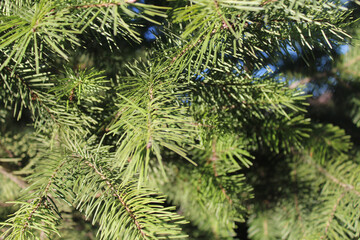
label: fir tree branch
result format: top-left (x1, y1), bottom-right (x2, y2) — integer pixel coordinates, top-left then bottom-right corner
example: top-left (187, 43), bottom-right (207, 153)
top-left (213, 0), bottom-right (232, 30)
top-left (4, 66), bottom-right (39, 101)
top-left (261, 0), bottom-right (277, 6)
top-left (82, 159), bottom-right (146, 237)
top-left (209, 138), bottom-right (233, 205)
top-left (146, 84), bottom-right (153, 150)
top-left (2, 66), bottom-right (57, 122)
top-left (22, 160), bottom-right (66, 232)
top-left (170, 37), bottom-right (205, 64)
top-left (71, 0), bottom-right (137, 9)
top-left (320, 192), bottom-right (346, 239)
top-left (314, 162), bottom-right (360, 197)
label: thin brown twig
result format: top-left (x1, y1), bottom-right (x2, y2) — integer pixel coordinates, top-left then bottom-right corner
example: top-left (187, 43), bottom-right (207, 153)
top-left (3, 66), bottom-right (57, 122)
top-left (0, 166), bottom-right (28, 189)
top-left (209, 138), bottom-right (233, 204)
top-left (320, 192), bottom-right (346, 239)
top-left (22, 161), bottom-right (66, 232)
top-left (260, 0), bottom-right (278, 6)
top-left (72, 0), bottom-right (137, 9)
top-left (0, 202), bottom-right (14, 207)
top-left (315, 163), bottom-right (360, 197)
top-left (83, 160), bottom-right (146, 237)
top-left (0, 139), bottom-right (15, 158)
top-left (146, 84), bottom-right (153, 149)
top-left (170, 38), bottom-right (204, 64)
top-left (213, 0), bottom-right (232, 30)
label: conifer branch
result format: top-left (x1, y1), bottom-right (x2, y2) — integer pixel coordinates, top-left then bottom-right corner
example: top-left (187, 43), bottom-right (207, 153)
top-left (213, 0), bottom-right (231, 30)
top-left (4, 66), bottom-right (39, 101)
top-left (315, 163), bottom-right (360, 197)
top-left (209, 139), bottom-right (233, 205)
top-left (2, 66), bottom-right (57, 122)
top-left (170, 38), bottom-right (204, 64)
top-left (260, 0), bottom-right (277, 6)
top-left (146, 84), bottom-right (154, 150)
top-left (82, 159), bottom-right (146, 237)
top-left (71, 0), bottom-right (137, 9)
top-left (22, 160), bottom-right (66, 232)
top-left (0, 0), bottom-right (356, 238)
top-left (321, 192), bottom-right (346, 239)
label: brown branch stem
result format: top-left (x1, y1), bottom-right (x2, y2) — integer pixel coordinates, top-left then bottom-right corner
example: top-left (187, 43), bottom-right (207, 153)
top-left (3, 66), bottom-right (57, 122)
top-left (0, 201), bottom-right (14, 207)
top-left (146, 84), bottom-right (153, 149)
top-left (208, 138), bottom-right (233, 204)
top-left (72, 0), bottom-right (137, 9)
top-left (22, 161), bottom-right (66, 232)
top-left (0, 139), bottom-right (15, 158)
top-left (83, 160), bottom-right (146, 237)
top-left (0, 166), bottom-right (28, 189)
top-left (261, 0), bottom-right (278, 6)
top-left (315, 163), bottom-right (360, 197)
top-left (321, 192), bottom-right (346, 239)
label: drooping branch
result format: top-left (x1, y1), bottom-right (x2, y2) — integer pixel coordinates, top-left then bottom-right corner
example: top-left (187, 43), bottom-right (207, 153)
top-left (314, 162), bottom-right (360, 197)
top-left (2, 66), bottom-right (57, 122)
top-left (22, 160), bottom-right (66, 232)
top-left (71, 0), bottom-right (137, 9)
top-left (82, 160), bottom-right (146, 237)
top-left (208, 138), bottom-right (233, 204)
top-left (213, 0), bottom-right (232, 30)
top-left (320, 192), bottom-right (346, 239)
top-left (261, 0), bottom-right (278, 6)
top-left (146, 84), bottom-right (154, 150)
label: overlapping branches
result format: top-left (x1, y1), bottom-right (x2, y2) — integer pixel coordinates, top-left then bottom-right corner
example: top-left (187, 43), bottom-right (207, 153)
top-left (108, 60), bottom-right (197, 185)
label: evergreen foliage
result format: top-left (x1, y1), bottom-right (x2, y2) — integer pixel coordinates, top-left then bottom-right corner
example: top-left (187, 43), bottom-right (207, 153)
top-left (0, 0), bottom-right (359, 239)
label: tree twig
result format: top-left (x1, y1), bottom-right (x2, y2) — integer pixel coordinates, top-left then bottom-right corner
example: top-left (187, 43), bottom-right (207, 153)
top-left (320, 192), bottom-right (346, 239)
top-left (0, 166), bottom-right (28, 189)
top-left (208, 138), bottom-right (233, 204)
top-left (313, 161), bottom-right (360, 197)
top-left (22, 160), bottom-right (66, 232)
top-left (0, 140), bottom-right (15, 158)
top-left (3, 66), bottom-right (57, 122)
top-left (83, 160), bottom-right (146, 237)
top-left (72, 0), bottom-right (137, 9)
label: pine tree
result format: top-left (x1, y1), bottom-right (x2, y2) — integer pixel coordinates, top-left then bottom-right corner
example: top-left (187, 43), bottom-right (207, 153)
top-left (0, 0), bottom-right (359, 239)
